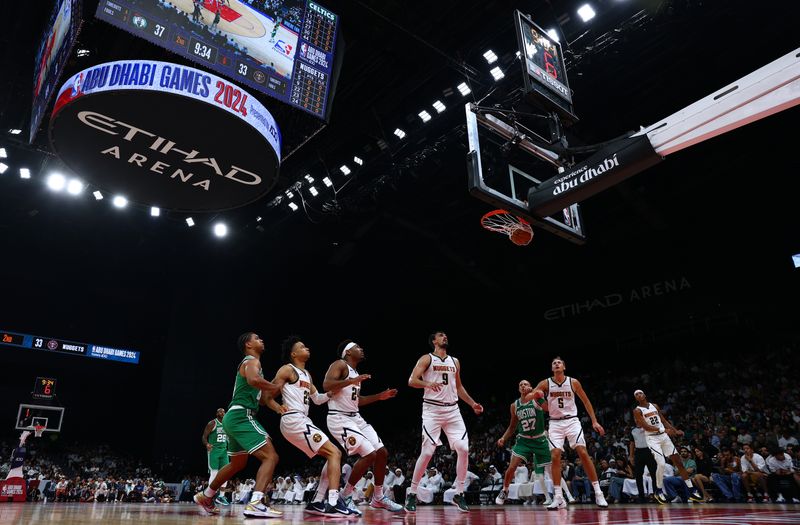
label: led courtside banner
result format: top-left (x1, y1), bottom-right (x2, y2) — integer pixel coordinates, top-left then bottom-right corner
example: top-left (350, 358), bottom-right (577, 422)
top-left (49, 60), bottom-right (281, 211)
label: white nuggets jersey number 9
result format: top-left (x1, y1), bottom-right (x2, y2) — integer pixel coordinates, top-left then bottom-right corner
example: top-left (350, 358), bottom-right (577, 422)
top-left (422, 354), bottom-right (458, 405)
top-left (328, 363), bottom-right (360, 413)
top-left (636, 403), bottom-right (665, 433)
top-left (283, 364), bottom-right (312, 415)
top-left (547, 376), bottom-right (577, 418)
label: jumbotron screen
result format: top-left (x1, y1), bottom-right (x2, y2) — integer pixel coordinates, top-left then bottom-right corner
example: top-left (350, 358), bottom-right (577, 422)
top-left (31, 0), bottom-right (82, 143)
top-left (515, 10), bottom-right (576, 121)
top-left (95, 0), bottom-right (340, 120)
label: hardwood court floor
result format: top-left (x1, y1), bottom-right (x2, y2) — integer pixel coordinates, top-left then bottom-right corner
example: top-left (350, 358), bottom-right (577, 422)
top-left (1, 501), bottom-right (798, 524)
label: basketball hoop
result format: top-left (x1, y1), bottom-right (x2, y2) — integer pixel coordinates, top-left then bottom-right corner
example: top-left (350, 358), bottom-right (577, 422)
top-left (480, 209), bottom-right (534, 246)
top-left (34, 425), bottom-right (45, 438)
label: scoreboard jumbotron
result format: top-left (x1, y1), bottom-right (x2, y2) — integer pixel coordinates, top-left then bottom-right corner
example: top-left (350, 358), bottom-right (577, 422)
top-left (95, 0), bottom-right (341, 120)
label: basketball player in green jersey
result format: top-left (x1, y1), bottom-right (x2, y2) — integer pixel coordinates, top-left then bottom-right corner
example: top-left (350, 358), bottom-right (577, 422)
top-left (201, 408), bottom-right (230, 506)
top-left (194, 332), bottom-right (283, 518)
top-left (495, 380), bottom-right (552, 505)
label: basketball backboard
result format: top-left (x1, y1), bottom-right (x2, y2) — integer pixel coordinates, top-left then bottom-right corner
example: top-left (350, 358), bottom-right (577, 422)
top-left (465, 103), bottom-right (586, 244)
top-left (15, 404), bottom-right (64, 433)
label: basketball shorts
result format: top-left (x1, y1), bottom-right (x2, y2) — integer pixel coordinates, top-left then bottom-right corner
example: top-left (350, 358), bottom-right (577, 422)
top-left (421, 404), bottom-right (468, 446)
top-left (327, 413), bottom-right (382, 457)
top-left (512, 435), bottom-right (551, 468)
top-left (645, 432), bottom-right (677, 458)
top-left (547, 417), bottom-right (585, 450)
top-left (280, 413), bottom-right (329, 458)
top-left (223, 408), bottom-right (271, 456)
top-left (208, 449), bottom-right (230, 471)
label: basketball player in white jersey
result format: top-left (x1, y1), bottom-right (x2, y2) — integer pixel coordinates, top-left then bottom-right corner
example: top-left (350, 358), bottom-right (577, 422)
top-left (264, 336), bottom-right (355, 517)
top-left (527, 356), bottom-right (608, 509)
top-left (308, 339), bottom-right (403, 513)
top-left (404, 331), bottom-right (483, 513)
top-left (632, 389), bottom-right (704, 503)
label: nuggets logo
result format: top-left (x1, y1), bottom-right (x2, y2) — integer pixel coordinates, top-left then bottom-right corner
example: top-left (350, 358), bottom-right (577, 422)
top-left (348, 436), bottom-right (357, 446)
top-left (312, 433), bottom-right (322, 443)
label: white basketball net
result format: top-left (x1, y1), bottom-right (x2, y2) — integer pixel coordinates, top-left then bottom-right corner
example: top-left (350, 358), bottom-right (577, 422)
top-left (481, 210), bottom-right (533, 245)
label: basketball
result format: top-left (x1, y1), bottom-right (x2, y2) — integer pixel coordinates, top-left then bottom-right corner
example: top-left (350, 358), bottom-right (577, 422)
top-left (510, 227), bottom-right (533, 246)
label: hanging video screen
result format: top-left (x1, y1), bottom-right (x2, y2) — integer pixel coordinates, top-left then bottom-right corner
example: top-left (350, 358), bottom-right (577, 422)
top-left (95, 0), bottom-right (339, 120)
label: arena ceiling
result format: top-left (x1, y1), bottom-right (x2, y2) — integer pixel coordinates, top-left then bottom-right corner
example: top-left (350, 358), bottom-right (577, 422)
top-left (0, 0), bottom-right (798, 291)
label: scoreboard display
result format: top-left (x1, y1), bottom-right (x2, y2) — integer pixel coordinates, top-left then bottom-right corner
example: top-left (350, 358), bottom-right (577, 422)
top-left (514, 10), bottom-right (577, 123)
top-left (33, 377), bottom-right (57, 400)
top-left (0, 329), bottom-right (140, 364)
top-left (95, 0), bottom-right (340, 120)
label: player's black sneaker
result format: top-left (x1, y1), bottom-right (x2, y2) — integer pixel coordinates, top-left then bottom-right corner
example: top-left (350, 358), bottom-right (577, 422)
top-left (451, 493), bottom-right (469, 513)
top-left (688, 487), bottom-right (704, 503)
top-left (404, 493), bottom-right (417, 513)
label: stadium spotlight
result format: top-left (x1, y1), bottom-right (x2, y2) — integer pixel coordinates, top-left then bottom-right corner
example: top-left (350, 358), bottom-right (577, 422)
top-left (309, 186), bottom-right (319, 197)
top-left (67, 178), bottom-right (84, 195)
top-left (353, 156), bottom-right (363, 165)
top-left (8, 129), bottom-right (21, 135)
top-left (304, 174), bottom-right (314, 183)
top-left (0, 163), bottom-right (8, 174)
top-left (286, 190), bottom-right (294, 199)
top-left (0, 147), bottom-right (6, 158)
top-left (93, 190), bottom-right (103, 200)
top-left (19, 168), bottom-right (31, 179)
top-left (340, 165), bottom-right (350, 175)
top-left (150, 206), bottom-right (160, 217)
top-left (418, 110), bottom-right (432, 123)
top-left (185, 217), bottom-right (195, 227)
top-left (394, 128), bottom-right (406, 139)
top-left (457, 82), bottom-right (471, 96)
top-left (577, 4), bottom-right (596, 22)
top-left (47, 173), bottom-right (66, 191)
top-left (288, 202), bottom-right (299, 211)
top-left (490, 66), bottom-right (505, 81)
top-left (112, 195), bottom-right (128, 208)
top-left (432, 100), bottom-right (446, 113)
top-left (547, 28), bottom-right (560, 42)
top-left (213, 222), bottom-right (228, 238)
top-left (483, 50), bottom-right (498, 64)
top-left (323, 176), bottom-right (333, 187)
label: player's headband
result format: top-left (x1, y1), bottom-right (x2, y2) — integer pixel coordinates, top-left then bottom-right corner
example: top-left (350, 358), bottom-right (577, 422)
top-left (342, 342), bottom-right (357, 358)
top-left (633, 389), bottom-right (644, 396)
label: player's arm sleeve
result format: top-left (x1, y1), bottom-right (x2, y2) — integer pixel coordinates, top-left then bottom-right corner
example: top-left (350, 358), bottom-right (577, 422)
top-left (310, 392), bottom-right (331, 405)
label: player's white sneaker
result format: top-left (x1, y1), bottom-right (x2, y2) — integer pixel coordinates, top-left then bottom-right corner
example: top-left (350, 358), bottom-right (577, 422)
top-left (370, 495), bottom-right (403, 512)
top-left (542, 496), bottom-right (553, 506)
top-left (495, 490), bottom-right (508, 505)
top-left (547, 496), bottom-right (567, 510)
top-left (595, 491), bottom-right (609, 508)
top-left (243, 501), bottom-right (283, 518)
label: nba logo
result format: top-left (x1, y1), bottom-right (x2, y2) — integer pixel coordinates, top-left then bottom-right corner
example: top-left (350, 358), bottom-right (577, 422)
top-left (300, 43), bottom-right (308, 59)
top-left (71, 72), bottom-right (84, 97)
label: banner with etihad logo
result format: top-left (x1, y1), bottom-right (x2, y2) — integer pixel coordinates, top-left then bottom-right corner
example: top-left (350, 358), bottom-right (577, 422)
top-left (49, 60), bottom-right (281, 211)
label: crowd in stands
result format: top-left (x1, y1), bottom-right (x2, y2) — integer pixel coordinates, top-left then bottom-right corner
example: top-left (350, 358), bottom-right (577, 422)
top-left (0, 439), bottom-right (184, 503)
top-left (4, 343), bottom-right (799, 506)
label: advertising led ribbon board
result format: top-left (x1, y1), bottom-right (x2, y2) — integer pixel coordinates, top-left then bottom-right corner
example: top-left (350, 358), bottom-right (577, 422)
top-left (49, 59), bottom-right (281, 211)
top-left (1, 329), bottom-right (140, 364)
top-left (95, 0), bottom-right (339, 120)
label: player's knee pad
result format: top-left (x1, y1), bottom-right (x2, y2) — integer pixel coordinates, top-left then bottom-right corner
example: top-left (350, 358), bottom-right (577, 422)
top-left (419, 440), bottom-right (437, 459)
top-left (452, 438), bottom-right (469, 456)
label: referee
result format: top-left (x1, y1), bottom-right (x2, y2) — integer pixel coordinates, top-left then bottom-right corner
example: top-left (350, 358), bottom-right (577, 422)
top-left (629, 426), bottom-right (658, 503)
